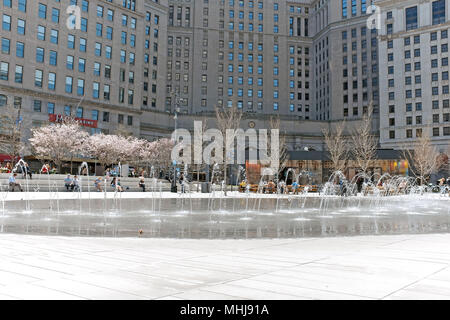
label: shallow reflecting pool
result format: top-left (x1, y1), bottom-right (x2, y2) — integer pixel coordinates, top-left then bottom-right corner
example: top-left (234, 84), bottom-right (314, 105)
top-left (0, 196), bottom-right (449, 239)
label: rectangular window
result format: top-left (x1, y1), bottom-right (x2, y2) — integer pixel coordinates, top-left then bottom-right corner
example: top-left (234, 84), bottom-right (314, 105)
top-left (77, 79), bottom-right (84, 96)
top-left (94, 62), bottom-right (100, 76)
top-left (50, 29), bottom-right (58, 44)
top-left (102, 46), bottom-right (110, 59)
top-left (64, 105), bottom-right (71, 116)
top-left (38, 3), bottom-right (47, 19)
top-left (66, 55), bottom-right (73, 70)
top-left (76, 106), bottom-right (83, 118)
top-left (47, 102), bottom-right (55, 114)
top-left (17, 19), bottom-right (25, 35)
top-left (433, 0), bottom-right (446, 25)
top-left (104, 65), bottom-right (111, 78)
top-left (82, 0), bottom-right (89, 12)
top-left (16, 42), bottom-right (24, 58)
top-left (96, 5), bottom-right (104, 17)
top-left (18, 0), bottom-right (26, 12)
top-left (93, 82), bottom-right (99, 98)
top-left (36, 47), bottom-right (44, 63)
top-left (106, 27), bottom-right (113, 40)
top-left (78, 58), bottom-right (85, 72)
top-left (95, 42), bottom-right (101, 56)
top-left (81, 18), bottom-right (87, 32)
top-left (68, 34), bottom-right (75, 49)
top-left (104, 84), bottom-right (110, 100)
top-left (14, 65), bottom-right (22, 83)
top-left (1, 38), bottom-right (10, 54)
top-left (34, 69), bottom-right (43, 87)
top-left (65, 76), bottom-right (73, 93)
top-left (49, 50), bottom-right (57, 66)
top-left (48, 72), bottom-right (56, 90)
top-left (2, 14), bottom-right (11, 31)
top-left (33, 100), bottom-right (42, 112)
top-left (96, 23), bottom-right (102, 37)
top-left (52, 8), bottom-right (60, 23)
top-left (92, 110), bottom-right (99, 120)
top-left (37, 25), bottom-right (45, 40)
top-left (406, 6), bottom-right (418, 30)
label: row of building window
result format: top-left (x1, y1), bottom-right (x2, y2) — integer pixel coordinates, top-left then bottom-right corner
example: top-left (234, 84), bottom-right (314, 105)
top-left (389, 127), bottom-right (450, 139)
top-left (386, 0), bottom-right (446, 34)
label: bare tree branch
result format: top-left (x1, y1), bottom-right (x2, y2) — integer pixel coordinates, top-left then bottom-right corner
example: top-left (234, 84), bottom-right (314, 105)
top-left (402, 126), bottom-right (440, 185)
top-left (322, 120), bottom-right (349, 173)
top-left (351, 102), bottom-right (377, 175)
top-left (269, 116), bottom-right (289, 182)
top-left (215, 105), bottom-right (242, 195)
top-left (0, 100), bottom-right (30, 166)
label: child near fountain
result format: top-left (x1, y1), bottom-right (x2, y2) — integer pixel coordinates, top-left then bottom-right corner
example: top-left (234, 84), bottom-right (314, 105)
top-left (8, 173), bottom-right (23, 192)
top-left (292, 181), bottom-right (299, 195)
top-left (94, 177), bottom-right (103, 192)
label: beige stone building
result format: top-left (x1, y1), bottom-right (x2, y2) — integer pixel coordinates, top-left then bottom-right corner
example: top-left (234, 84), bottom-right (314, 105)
top-left (0, 0), bottom-right (167, 139)
top-left (377, 0), bottom-right (450, 152)
top-left (0, 0), bottom-right (384, 152)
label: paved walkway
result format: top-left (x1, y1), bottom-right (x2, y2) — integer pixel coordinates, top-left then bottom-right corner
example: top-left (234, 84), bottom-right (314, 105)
top-left (1, 233), bottom-right (450, 300)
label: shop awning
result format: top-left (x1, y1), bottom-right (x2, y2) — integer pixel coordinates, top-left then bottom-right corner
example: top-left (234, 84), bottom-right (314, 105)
top-left (0, 154), bottom-right (14, 162)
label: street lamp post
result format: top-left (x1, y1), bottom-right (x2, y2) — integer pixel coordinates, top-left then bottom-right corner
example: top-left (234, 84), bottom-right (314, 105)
top-left (170, 91), bottom-right (181, 193)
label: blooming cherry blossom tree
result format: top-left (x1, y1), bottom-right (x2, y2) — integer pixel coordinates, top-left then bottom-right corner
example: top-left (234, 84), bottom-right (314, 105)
top-left (29, 121), bottom-right (89, 172)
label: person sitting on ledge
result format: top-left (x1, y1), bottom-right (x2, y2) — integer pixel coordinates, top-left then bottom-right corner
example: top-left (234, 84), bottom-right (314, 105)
top-left (9, 173), bottom-right (23, 192)
top-left (138, 175), bottom-right (146, 192)
top-left (116, 178), bottom-right (125, 192)
top-left (291, 180), bottom-right (299, 195)
top-left (111, 177), bottom-right (124, 192)
top-left (72, 175), bottom-right (80, 192)
top-left (64, 174), bottom-right (73, 191)
top-left (94, 177), bottom-right (103, 192)
top-left (239, 180), bottom-right (247, 192)
top-left (267, 180), bottom-right (276, 194)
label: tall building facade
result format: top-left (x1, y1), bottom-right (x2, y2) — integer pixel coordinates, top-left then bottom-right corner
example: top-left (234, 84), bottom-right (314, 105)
top-left (164, 0), bottom-right (314, 118)
top-left (0, 0), bottom-right (377, 129)
top-left (163, 0), bottom-right (379, 122)
top-left (0, 0), bottom-right (167, 137)
top-left (4, 0), bottom-right (448, 154)
top-left (377, 0), bottom-right (450, 152)
top-left (312, 0), bottom-right (379, 121)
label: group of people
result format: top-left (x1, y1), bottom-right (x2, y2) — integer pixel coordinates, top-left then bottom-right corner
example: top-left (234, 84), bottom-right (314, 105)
top-left (2, 161), bottom-right (33, 180)
top-left (239, 180), bottom-right (289, 194)
top-left (437, 177), bottom-right (450, 194)
top-left (64, 174), bottom-right (146, 193)
top-left (0, 162), bottom-right (12, 173)
top-left (64, 174), bottom-right (80, 192)
top-left (239, 179), bottom-right (311, 194)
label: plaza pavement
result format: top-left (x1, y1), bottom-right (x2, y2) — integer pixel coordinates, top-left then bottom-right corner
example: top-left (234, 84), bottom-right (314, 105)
top-left (1, 233), bottom-right (450, 300)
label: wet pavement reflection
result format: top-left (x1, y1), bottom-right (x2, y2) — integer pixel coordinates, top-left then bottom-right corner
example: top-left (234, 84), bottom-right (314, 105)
top-left (0, 196), bottom-right (449, 239)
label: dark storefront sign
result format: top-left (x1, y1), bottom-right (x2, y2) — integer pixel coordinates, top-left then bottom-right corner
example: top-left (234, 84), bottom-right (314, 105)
top-left (49, 114), bottom-right (98, 128)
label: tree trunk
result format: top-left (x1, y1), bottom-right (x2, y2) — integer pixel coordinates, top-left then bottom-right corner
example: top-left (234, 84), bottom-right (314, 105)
top-left (223, 164), bottom-right (227, 196)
